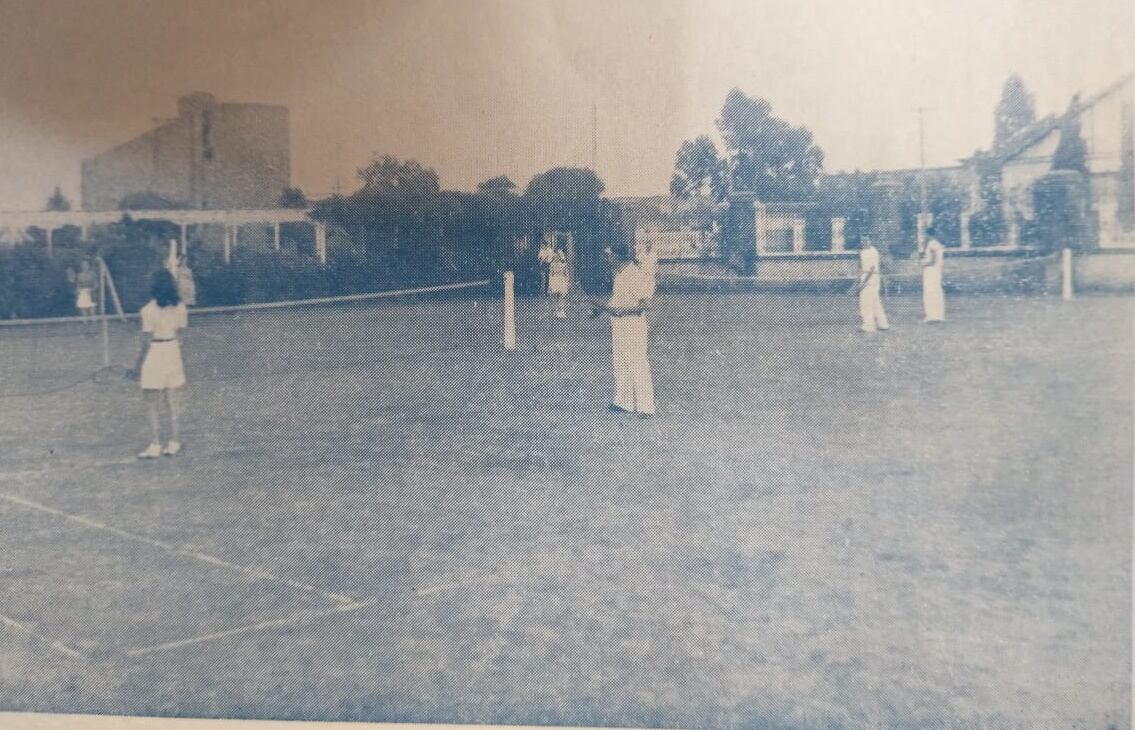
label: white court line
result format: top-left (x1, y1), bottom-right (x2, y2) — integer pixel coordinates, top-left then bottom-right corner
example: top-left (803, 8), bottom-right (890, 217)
top-left (0, 491), bottom-right (356, 605)
top-left (126, 599), bottom-right (377, 657)
top-left (414, 573), bottom-right (514, 598)
top-left (0, 612), bottom-right (84, 659)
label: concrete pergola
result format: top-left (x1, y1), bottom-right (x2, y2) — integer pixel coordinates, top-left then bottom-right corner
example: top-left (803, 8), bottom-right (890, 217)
top-left (0, 208), bottom-right (328, 264)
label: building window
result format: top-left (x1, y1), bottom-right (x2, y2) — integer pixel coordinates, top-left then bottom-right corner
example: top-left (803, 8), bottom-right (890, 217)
top-left (202, 110), bottom-right (214, 160)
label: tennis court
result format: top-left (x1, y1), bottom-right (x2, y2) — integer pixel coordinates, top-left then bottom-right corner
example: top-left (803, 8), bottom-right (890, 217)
top-left (0, 289), bottom-right (1130, 727)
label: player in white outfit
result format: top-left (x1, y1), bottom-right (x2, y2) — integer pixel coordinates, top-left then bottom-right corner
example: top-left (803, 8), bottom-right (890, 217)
top-left (127, 269), bottom-right (189, 459)
top-left (537, 239), bottom-right (555, 294)
top-left (593, 244), bottom-right (655, 417)
top-left (857, 235), bottom-right (890, 333)
top-left (921, 227), bottom-right (945, 323)
top-left (547, 249), bottom-right (569, 318)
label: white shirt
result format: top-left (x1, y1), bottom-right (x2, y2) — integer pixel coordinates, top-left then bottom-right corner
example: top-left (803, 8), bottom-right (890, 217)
top-left (859, 246), bottom-right (880, 287)
top-left (639, 250), bottom-right (658, 299)
top-left (141, 301), bottom-right (188, 340)
top-left (923, 238), bottom-right (944, 275)
top-left (609, 263), bottom-right (648, 310)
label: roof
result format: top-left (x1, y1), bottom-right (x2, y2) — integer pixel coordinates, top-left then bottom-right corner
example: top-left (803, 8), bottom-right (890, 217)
top-left (966, 73), bottom-right (1133, 166)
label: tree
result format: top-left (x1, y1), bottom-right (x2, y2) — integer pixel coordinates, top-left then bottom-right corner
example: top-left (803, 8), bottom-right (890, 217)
top-left (476, 175), bottom-right (518, 196)
top-left (670, 135), bottom-right (725, 200)
top-left (118, 191), bottom-right (183, 210)
top-left (357, 155), bottom-right (441, 198)
top-left (1052, 95), bottom-right (1089, 174)
top-left (278, 187), bottom-right (307, 208)
top-left (715, 88), bottom-right (824, 201)
top-left (524, 168), bottom-right (609, 293)
top-left (524, 167), bottom-right (604, 202)
top-left (311, 156), bottom-right (448, 283)
top-left (45, 186), bottom-right (71, 212)
top-left (993, 74), bottom-right (1037, 150)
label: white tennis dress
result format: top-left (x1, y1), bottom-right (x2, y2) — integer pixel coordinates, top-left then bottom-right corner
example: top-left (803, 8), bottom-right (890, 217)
top-left (75, 270), bottom-right (96, 310)
top-left (548, 257), bottom-right (569, 294)
top-left (139, 300), bottom-right (188, 390)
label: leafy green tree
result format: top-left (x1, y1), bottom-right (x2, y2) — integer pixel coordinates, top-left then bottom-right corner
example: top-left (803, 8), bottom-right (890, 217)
top-left (1052, 96), bottom-right (1089, 174)
top-left (994, 74), bottom-right (1037, 150)
top-left (118, 191), bottom-right (183, 210)
top-left (45, 186), bottom-right (71, 212)
top-left (670, 135), bottom-right (725, 200)
top-left (357, 155), bottom-right (441, 198)
top-left (311, 156), bottom-right (449, 285)
top-left (524, 168), bottom-right (609, 293)
top-left (716, 88), bottom-right (824, 201)
top-left (476, 175), bottom-right (518, 196)
top-left (278, 187), bottom-right (308, 208)
top-left (525, 167), bottom-right (604, 203)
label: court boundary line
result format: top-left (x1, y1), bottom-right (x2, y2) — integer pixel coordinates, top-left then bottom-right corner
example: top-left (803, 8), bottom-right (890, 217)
top-left (125, 599), bottom-right (378, 657)
top-left (0, 491), bottom-right (356, 605)
top-left (0, 612), bottom-right (85, 659)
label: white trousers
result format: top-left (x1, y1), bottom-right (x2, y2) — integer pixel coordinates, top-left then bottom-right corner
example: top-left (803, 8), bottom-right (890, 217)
top-left (858, 285), bottom-right (889, 332)
top-left (612, 314), bottom-right (654, 414)
top-left (923, 269), bottom-right (945, 322)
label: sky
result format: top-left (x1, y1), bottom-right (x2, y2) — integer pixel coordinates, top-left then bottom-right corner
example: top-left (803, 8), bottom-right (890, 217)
top-left (0, 0), bottom-right (1132, 210)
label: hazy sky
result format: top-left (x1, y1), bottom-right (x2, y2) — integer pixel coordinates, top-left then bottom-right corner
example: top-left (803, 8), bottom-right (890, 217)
top-left (0, 0), bottom-right (1132, 210)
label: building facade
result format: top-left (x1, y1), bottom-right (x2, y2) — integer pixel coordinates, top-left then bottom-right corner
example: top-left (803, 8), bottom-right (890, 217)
top-left (81, 92), bottom-right (290, 212)
top-left (964, 75), bottom-right (1135, 247)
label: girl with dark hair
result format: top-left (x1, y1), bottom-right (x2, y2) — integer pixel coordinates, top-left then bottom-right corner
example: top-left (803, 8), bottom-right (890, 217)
top-left (127, 268), bottom-right (189, 458)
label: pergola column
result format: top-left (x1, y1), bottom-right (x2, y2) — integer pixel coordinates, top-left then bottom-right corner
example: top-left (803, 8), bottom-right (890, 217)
top-left (180, 223), bottom-right (188, 255)
top-left (792, 218), bottom-right (806, 252)
top-left (273, 221), bottom-right (281, 251)
top-left (831, 217), bottom-right (846, 252)
top-left (223, 225), bottom-right (234, 264)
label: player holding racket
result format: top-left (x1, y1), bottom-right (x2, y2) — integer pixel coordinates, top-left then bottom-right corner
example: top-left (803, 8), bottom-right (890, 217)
top-left (127, 269), bottom-right (189, 459)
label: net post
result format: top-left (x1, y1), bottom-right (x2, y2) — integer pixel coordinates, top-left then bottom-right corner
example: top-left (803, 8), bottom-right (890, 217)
top-left (503, 271), bottom-right (516, 350)
top-left (1062, 248), bottom-right (1073, 301)
top-left (99, 259), bottom-right (110, 368)
top-left (99, 256), bottom-right (126, 321)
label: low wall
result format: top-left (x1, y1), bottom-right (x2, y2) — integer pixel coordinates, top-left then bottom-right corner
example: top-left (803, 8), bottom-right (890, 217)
top-left (658, 248), bottom-right (1082, 295)
top-left (1061, 249), bottom-right (1135, 293)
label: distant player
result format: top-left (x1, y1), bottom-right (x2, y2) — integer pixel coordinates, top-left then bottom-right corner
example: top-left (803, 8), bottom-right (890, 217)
top-left (537, 237), bottom-right (555, 294)
top-left (72, 258), bottom-right (97, 327)
top-left (592, 243), bottom-right (655, 417)
top-left (548, 248), bottom-right (569, 318)
top-left (175, 254), bottom-right (197, 307)
top-left (127, 269), bottom-right (188, 459)
top-left (921, 226), bottom-right (945, 323)
top-left (857, 234), bottom-right (890, 333)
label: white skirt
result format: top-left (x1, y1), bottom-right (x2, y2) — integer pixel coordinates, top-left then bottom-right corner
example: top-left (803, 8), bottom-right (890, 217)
top-left (140, 340), bottom-right (186, 390)
top-left (548, 274), bottom-right (569, 294)
top-left (76, 288), bottom-right (94, 310)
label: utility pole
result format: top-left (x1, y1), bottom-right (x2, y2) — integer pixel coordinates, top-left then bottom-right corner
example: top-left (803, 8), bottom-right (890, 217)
top-left (591, 101), bottom-right (598, 171)
top-left (918, 105), bottom-right (928, 216)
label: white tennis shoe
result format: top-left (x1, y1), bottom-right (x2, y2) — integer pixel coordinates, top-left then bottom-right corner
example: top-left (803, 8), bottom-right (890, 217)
top-left (138, 443), bottom-right (162, 459)
top-left (163, 441), bottom-right (182, 456)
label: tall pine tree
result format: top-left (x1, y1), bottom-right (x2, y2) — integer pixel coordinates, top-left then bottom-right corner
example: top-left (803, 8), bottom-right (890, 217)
top-left (1052, 95), bottom-right (1089, 173)
top-left (994, 74), bottom-right (1037, 150)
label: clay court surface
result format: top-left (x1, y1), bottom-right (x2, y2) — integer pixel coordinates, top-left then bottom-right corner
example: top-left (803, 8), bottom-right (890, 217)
top-left (0, 291), bottom-right (1130, 728)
